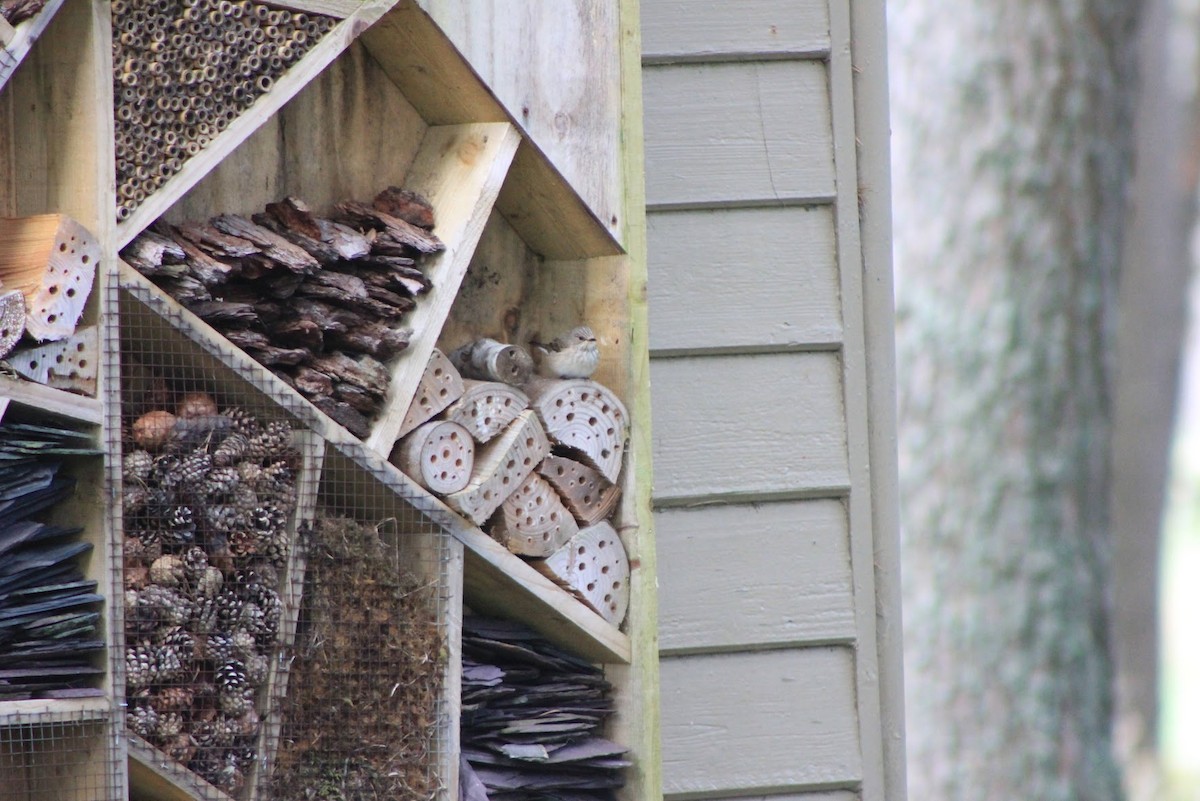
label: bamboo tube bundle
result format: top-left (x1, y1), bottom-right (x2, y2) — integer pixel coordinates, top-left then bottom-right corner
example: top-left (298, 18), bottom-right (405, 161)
top-left (110, 0), bottom-right (338, 221)
top-left (121, 189), bottom-right (444, 439)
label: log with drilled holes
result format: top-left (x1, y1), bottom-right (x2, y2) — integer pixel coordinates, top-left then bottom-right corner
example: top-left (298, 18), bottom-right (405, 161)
top-left (396, 349), bottom-right (464, 439)
top-left (396, 419), bottom-right (475, 495)
top-left (533, 521), bottom-right (630, 627)
top-left (444, 410), bottom-right (550, 525)
top-left (524, 379), bottom-right (629, 484)
top-left (536, 455), bottom-right (621, 527)
top-left (0, 214), bottom-right (98, 342)
top-left (488, 472), bottom-right (579, 558)
top-left (441, 379), bottom-right (529, 444)
top-left (4, 325), bottom-right (99, 395)
top-left (449, 337), bottom-right (534, 386)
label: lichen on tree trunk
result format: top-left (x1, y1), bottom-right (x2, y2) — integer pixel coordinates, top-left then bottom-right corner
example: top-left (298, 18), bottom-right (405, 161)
top-left (890, 2), bottom-right (1140, 798)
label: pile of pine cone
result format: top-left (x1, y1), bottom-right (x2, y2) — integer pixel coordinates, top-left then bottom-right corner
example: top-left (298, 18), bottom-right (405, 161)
top-left (122, 391), bottom-right (299, 794)
top-left (122, 188), bottom-right (442, 438)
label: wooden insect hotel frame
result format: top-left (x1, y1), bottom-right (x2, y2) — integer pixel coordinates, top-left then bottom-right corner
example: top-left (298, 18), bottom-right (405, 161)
top-left (0, 0), bottom-right (658, 798)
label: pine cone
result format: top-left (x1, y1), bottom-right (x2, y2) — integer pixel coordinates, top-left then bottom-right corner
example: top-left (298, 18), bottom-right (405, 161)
top-left (151, 454), bottom-right (183, 489)
top-left (154, 625), bottom-right (195, 659)
top-left (228, 529), bottom-right (258, 558)
top-left (212, 432), bottom-right (249, 468)
top-left (122, 484), bottom-right (151, 515)
top-left (152, 685), bottom-right (194, 712)
top-left (195, 566), bottom-right (224, 600)
top-left (203, 466), bottom-right (240, 498)
top-left (173, 451), bottom-right (213, 487)
top-left (128, 704), bottom-right (158, 738)
top-left (157, 711), bottom-right (184, 739)
top-left (203, 504), bottom-right (242, 535)
top-left (163, 733), bottom-right (196, 765)
top-left (152, 643), bottom-right (186, 684)
top-left (165, 414), bottom-right (232, 455)
top-left (245, 421), bottom-right (293, 464)
top-left (123, 449), bottom-right (155, 483)
top-left (135, 585), bottom-right (192, 628)
top-left (214, 590), bottom-right (244, 629)
top-left (190, 596), bottom-right (219, 634)
top-left (261, 529), bottom-right (289, 569)
top-left (203, 632), bottom-right (236, 665)
top-left (149, 555), bottom-right (185, 587)
top-left (218, 690), bottom-right (254, 718)
top-left (220, 407), bottom-right (262, 439)
top-left (230, 629), bottom-right (257, 661)
top-left (126, 645), bottom-right (156, 689)
top-left (244, 653), bottom-right (269, 687)
top-left (182, 546), bottom-right (208, 578)
top-left (124, 532), bottom-right (162, 564)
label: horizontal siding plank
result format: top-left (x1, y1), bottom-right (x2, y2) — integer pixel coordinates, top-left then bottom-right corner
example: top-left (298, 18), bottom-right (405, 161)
top-left (657, 499), bottom-right (854, 653)
top-left (644, 61), bottom-right (834, 208)
top-left (643, 0), bottom-right (830, 62)
top-left (648, 206), bottom-right (841, 353)
top-left (650, 352), bottom-right (848, 501)
top-left (661, 648), bottom-right (862, 795)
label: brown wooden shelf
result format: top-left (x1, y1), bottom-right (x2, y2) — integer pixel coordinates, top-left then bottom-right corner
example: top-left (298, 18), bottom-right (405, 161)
top-left (0, 0), bottom-right (67, 91)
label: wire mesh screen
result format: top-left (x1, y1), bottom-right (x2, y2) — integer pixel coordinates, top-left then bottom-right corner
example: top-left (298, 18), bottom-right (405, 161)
top-left (115, 288), bottom-right (451, 799)
top-left (0, 714), bottom-right (121, 800)
top-left (266, 443), bottom-right (449, 801)
top-left (117, 291), bottom-right (323, 797)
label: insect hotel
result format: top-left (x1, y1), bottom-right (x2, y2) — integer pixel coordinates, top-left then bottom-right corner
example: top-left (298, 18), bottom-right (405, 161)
top-left (0, 0), bottom-right (657, 799)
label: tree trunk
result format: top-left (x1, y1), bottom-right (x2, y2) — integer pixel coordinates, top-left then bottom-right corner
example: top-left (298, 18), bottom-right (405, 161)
top-left (890, 2), bottom-right (1140, 799)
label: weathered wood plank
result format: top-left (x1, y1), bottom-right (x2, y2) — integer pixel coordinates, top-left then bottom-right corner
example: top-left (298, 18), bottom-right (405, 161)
top-left (650, 352), bottom-right (848, 501)
top-left (656, 499), bottom-right (854, 653)
top-left (660, 648), bottom-right (862, 794)
top-left (643, 61), bottom-right (834, 208)
top-left (642, 0), bottom-right (830, 62)
top-left (419, 0), bottom-right (623, 244)
top-left (647, 206), bottom-right (841, 353)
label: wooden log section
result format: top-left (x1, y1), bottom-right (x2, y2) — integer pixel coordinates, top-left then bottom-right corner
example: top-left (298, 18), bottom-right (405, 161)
top-left (4, 325), bottom-right (99, 395)
top-left (449, 338), bottom-right (534, 386)
top-left (396, 348), bottom-right (464, 439)
top-left (488, 472), bottom-right (579, 558)
top-left (533, 521), bottom-right (630, 627)
top-left (442, 379), bottom-right (529, 444)
top-left (0, 290), bottom-right (26, 359)
top-left (525, 379), bottom-right (629, 484)
top-left (444, 410), bottom-right (550, 526)
top-left (396, 419), bottom-right (475, 495)
top-left (537, 455), bottom-right (621, 526)
top-left (0, 214), bottom-right (98, 342)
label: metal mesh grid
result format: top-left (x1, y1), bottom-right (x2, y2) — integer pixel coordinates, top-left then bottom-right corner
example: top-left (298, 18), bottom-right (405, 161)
top-left (267, 442), bottom-right (450, 801)
top-left (110, 0), bottom-right (338, 221)
top-left (0, 714), bottom-right (121, 800)
top-left (113, 287), bottom-right (453, 799)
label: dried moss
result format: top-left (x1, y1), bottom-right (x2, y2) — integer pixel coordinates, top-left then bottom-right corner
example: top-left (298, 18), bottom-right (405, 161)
top-left (269, 516), bottom-right (443, 801)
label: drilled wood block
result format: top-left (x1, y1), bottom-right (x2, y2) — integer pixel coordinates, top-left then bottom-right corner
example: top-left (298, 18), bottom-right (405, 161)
top-left (396, 419), bottom-right (475, 495)
top-left (533, 521), bottom-right (630, 626)
top-left (5, 325), bottom-right (99, 395)
top-left (488, 472), bottom-right (579, 557)
top-left (525, 379), bottom-right (628, 483)
top-left (537, 454), bottom-right (621, 526)
top-left (444, 409), bottom-right (549, 525)
top-left (396, 348), bottom-right (465, 439)
top-left (442, 379), bottom-right (529, 443)
top-left (0, 214), bottom-right (97, 342)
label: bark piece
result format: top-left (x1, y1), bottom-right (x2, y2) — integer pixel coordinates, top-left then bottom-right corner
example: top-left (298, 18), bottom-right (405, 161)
top-left (488, 472), bottom-right (579, 557)
top-left (308, 351), bottom-right (389, 398)
top-left (443, 380), bottom-right (530, 444)
top-left (0, 214), bottom-right (98, 342)
top-left (333, 200), bottom-right (444, 254)
top-left (211, 214), bottom-right (318, 274)
top-left (525, 379), bottom-right (629, 483)
top-left (0, 290), bottom-right (25, 359)
top-left (121, 231), bottom-right (187, 277)
top-left (537, 455), bottom-right (621, 526)
top-left (373, 187), bottom-right (436, 229)
top-left (314, 219), bottom-right (371, 261)
top-left (5, 325), bottom-right (99, 395)
top-left (175, 221), bottom-right (259, 259)
top-left (532, 521), bottom-right (629, 626)
top-left (290, 366), bottom-right (334, 398)
top-left (253, 212), bottom-right (343, 264)
top-left (397, 420), bottom-right (475, 494)
top-left (309, 396), bottom-right (371, 439)
top-left (397, 349), bottom-right (464, 439)
top-left (328, 322), bottom-right (409, 360)
top-left (443, 410), bottom-right (550, 525)
top-left (449, 338), bottom-right (534, 386)
top-left (188, 301), bottom-right (257, 328)
top-left (267, 318), bottom-right (323, 351)
top-left (175, 237), bottom-right (235, 287)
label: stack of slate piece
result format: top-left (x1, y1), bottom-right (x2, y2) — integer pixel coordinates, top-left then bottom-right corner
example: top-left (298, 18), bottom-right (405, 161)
top-left (460, 615), bottom-right (631, 801)
top-left (0, 421), bottom-right (104, 700)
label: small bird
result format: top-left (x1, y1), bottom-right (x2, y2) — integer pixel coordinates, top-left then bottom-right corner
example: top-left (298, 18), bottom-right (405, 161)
top-left (530, 326), bottom-right (600, 379)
